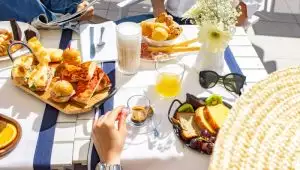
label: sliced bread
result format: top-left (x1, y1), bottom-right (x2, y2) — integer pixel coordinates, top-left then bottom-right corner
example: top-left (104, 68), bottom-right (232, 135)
top-left (174, 112), bottom-right (200, 140)
top-left (205, 104), bottom-right (230, 131)
top-left (195, 107), bottom-right (216, 134)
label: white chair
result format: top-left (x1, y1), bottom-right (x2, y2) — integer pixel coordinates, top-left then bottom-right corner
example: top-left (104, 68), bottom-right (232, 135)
top-left (117, 0), bottom-right (147, 19)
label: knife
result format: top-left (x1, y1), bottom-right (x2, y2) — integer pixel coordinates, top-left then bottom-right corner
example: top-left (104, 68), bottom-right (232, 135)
top-left (90, 26), bottom-right (96, 59)
top-left (10, 19), bottom-right (22, 41)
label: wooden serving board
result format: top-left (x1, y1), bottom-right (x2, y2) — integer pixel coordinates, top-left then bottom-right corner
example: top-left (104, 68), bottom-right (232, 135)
top-left (0, 114), bottom-right (22, 157)
top-left (13, 80), bottom-right (110, 114)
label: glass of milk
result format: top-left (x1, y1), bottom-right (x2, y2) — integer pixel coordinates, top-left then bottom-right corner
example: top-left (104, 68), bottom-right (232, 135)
top-left (116, 22), bottom-right (142, 75)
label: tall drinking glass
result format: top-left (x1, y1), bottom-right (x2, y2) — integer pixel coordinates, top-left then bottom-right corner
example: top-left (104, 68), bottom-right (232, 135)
top-left (116, 22), bottom-right (142, 75)
top-left (155, 62), bottom-right (185, 98)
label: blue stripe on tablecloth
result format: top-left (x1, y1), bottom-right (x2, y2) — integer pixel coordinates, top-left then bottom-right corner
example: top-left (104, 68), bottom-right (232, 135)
top-left (224, 47), bottom-right (243, 75)
top-left (90, 61), bottom-right (116, 170)
top-left (33, 29), bottom-right (73, 170)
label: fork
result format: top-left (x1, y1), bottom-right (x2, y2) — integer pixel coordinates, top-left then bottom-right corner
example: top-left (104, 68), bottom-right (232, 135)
top-left (97, 27), bottom-right (105, 47)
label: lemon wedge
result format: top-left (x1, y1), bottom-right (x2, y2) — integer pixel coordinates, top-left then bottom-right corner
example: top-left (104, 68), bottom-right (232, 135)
top-left (0, 120), bottom-right (17, 149)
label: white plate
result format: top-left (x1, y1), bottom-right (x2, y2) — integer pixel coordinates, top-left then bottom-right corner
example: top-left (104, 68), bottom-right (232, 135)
top-left (142, 18), bottom-right (182, 47)
top-left (140, 54), bottom-right (177, 63)
top-left (0, 21), bottom-right (40, 61)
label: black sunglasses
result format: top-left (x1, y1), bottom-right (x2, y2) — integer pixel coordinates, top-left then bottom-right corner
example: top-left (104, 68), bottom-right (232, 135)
top-left (199, 71), bottom-right (246, 95)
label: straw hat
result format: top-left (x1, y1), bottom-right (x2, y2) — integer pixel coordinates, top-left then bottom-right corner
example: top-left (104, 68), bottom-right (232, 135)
top-left (209, 67), bottom-right (300, 170)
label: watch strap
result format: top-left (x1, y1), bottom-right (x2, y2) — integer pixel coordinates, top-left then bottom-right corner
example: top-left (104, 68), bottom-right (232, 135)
top-left (96, 162), bottom-right (122, 170)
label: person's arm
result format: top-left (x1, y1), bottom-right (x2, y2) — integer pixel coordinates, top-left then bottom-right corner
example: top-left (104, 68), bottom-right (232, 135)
top-left (236, 1), bottom-right (247, 26)
top-left (77, 1), bottom-right (94, 21)
top-left (236, 0), bottom-right (264, 26)
top-left (151, 0), bottom-right (166, 17)
top-left (92, 106), bottom-right (127, 168)
top-left (41, 0), bottom-right (94, 21)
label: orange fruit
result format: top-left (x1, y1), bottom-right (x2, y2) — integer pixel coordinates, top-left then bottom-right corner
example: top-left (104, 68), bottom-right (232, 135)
top-left (0, 120), bottom-right (17, 149)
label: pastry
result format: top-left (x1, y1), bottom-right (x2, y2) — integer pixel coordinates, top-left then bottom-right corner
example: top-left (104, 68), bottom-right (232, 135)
top-left (46, 48), bottom-right (63, 63)
top-left (12, 54), bottom-right (35, 85)
top-left (151, 27), bottom-right (169, 41)
top-left (55, 61), bottom-right (96, 82)
top-left (27, 37), bottom-right (51, 64)
top-left (0, 29), bottom-right (22, 56)
top-left (72, 67), bottom-right (103, 105)
top-left (27, 64), bottom-right (53, 91)
top-left (141, 12), bottom-right (182, 41)
top-left (140, 21), bottom-right (154, 37)
top-left (62, 48), bottom-right (81, 65)
top-left (50, 80), bottom-right (75, 103)
top-left (168, 24), bottom-right (182, 40)
top-left (155, 12), bottom-right (168, 23)
top-left (94, 68), bottom-right (111, 93)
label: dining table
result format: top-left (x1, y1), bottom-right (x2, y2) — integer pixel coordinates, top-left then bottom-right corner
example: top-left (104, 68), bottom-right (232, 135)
top-left (0, 15), bottom-right (269, 170)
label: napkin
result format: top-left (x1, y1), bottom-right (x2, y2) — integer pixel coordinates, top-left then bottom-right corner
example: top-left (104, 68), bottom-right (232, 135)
top-left (79, 21), bottom-right (118, 62)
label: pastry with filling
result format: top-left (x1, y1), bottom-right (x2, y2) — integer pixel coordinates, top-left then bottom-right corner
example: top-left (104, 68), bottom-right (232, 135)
top-left (50, 80), bottom-right (75, 103)
top-left (46, 48), bottom-right (63, 63)
top-left (27, 37), bottom-right (51, 64)
top-left (12, 54), bottom-right (35, 85)
top-left (94, 69), bottom-right (111, 93)
top-left (62, 48), bottom-right (81, 65)
top-left (55, 61), bottom-right (97, 82)
top-left (72, 67), bottom-right (103, 105)
top-left (27, 64), bottom-right (53, 91)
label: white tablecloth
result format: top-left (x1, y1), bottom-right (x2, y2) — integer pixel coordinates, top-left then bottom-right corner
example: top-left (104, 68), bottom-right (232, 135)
top-left (81, 25), bottom-right (240, 170)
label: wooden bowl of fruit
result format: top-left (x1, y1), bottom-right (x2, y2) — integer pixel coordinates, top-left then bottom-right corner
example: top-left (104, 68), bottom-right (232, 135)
top-left (140, 13), bottom-right (183, 47)
top-left (168, 93), bottom-right (231, 155)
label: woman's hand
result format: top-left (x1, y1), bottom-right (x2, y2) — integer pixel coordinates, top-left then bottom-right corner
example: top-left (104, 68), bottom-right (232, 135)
top-left (151, 0), bottom-right (166, 17)
top-left (77, 1), bottom-right (94, 21)
top-left (92, 106), bottom-right (128, 164)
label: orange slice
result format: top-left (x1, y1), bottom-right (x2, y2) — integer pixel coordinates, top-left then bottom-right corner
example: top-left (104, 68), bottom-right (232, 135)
top-left (0, 120), bottom-right (17, 149)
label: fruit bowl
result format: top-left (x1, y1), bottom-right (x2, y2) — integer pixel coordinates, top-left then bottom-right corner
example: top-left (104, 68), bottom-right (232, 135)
top-left (141, 18), bottom-right (183, 47)
top-left (168, 94), bottom-right (231, 155)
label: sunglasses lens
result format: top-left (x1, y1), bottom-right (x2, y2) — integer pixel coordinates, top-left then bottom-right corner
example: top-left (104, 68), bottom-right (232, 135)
top-left (223, 74), bottom-right (245, 93)
top-left (200, 71), bottom-right (219, 88)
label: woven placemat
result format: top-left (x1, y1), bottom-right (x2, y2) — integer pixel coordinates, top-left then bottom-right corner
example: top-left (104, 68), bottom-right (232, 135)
top-left (209, 67), bottom-right (300, 170)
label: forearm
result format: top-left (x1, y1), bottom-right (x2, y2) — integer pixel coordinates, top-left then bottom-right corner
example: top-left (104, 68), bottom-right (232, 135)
top-left (151, 0), bottom-right (165, 17)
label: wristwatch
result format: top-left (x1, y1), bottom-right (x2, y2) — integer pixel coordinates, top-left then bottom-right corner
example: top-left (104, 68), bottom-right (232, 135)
top-left (96, 162), bottom-right (122, 170)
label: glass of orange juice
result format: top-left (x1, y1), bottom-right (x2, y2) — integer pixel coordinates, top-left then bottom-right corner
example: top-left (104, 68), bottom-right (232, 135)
top-left (155, 62), bottom-right (185, 98)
